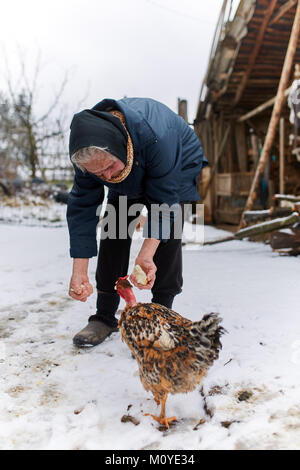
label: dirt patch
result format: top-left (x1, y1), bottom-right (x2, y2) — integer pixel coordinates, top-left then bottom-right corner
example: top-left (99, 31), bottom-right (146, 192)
top-left (6, 385), bottom-right (26, 398)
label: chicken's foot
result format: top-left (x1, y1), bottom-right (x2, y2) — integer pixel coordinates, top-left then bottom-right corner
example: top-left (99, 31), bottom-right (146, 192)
top-left (145, 394), bottom-right (177, 428)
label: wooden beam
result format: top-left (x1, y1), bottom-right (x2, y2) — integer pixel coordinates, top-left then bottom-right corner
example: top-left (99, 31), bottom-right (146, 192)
top-left (239, 0), bottom-right (300, 229)
top-left (238, 87), bottom-right (291, 122)
top-left (274, 194), bottom-right (300, 203)
top-left (269, 0), bottom-right (297, 26)
top-left (203, 212), bottom-right (300, 246)
top-left (233, 0), bottom-right (278, 106)
top-left (279, 117), bottom-right (285, 194)
top-left (244, 207), bottom-right (295, 223)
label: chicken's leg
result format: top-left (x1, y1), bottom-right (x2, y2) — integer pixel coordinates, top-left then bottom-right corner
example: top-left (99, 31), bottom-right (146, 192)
top-left (145, 394), bottom-right (177, 428)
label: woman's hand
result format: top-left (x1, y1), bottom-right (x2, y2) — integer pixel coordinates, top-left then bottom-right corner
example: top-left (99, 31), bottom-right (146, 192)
top-left (69, 259), bottom-right (93, 302)
top-left (130, 257), bottom-right (157, 290)
top-left (69, 272), bottom-right (93, 302)
top-left (130, 239), bottom-right (160, 290)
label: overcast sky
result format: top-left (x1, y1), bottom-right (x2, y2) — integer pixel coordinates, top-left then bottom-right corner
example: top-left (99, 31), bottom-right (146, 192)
top-left (1, 0), bottom-right (228, 124)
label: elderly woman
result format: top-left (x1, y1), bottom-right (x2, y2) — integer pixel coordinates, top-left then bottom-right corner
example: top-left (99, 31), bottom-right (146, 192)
top-left (67, 97), bottom-right (207, 347)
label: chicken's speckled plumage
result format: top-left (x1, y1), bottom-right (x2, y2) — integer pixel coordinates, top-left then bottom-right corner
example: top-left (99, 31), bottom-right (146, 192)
top-left (119, 301), bottom-right (225, 401)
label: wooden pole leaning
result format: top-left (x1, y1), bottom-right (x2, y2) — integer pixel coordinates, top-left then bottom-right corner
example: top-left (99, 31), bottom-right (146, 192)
top-left (238, 0), bottom-right (300, 230)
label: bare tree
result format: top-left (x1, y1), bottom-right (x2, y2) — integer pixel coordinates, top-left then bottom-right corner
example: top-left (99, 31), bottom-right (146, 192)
top-left (1, 49), bottom-right (70, 179)
top-left (0, 92), bottom-right (21, 192)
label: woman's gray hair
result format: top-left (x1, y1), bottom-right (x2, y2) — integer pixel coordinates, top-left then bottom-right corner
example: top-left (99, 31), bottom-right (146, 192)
top-left (71, 146), bottom-right (113, 172)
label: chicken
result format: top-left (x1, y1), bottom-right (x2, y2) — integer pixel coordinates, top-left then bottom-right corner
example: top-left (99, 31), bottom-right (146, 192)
top-left (115, 276), bottom-right (225, 428)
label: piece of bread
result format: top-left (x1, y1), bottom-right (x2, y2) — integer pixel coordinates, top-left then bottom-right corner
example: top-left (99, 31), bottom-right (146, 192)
top-left (132, 264), bottom-right (148, 285)
top-left (70, 283), bottom-right (85, 293)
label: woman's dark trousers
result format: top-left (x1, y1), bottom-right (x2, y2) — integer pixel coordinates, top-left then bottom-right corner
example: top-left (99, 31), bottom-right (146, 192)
top-left (89, 197), bottom-right (184, 327)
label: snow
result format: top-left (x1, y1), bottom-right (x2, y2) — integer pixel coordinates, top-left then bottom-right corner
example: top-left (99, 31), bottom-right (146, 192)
top-left (1, 209), bottom-right (300, 450)
top-left (0, 194), bottom-right (67, 228)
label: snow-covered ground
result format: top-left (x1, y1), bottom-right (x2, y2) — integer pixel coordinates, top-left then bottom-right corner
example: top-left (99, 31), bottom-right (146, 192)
top-left (0, 194), bottom-right (67, 228)
top-left (0, 210), bottom-right (300, 450)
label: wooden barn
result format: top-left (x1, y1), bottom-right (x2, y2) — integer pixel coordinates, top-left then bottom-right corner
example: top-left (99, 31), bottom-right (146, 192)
top-left (194, 0), bottom-right (300, 226)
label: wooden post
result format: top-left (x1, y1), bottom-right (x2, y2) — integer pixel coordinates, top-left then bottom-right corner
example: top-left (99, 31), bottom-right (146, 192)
top-left (208, 119), bottom-right (216, 219)
top-left (280, 117), bottom-right (285, 195)
top-left (239, 0), bottom-right (300, 229)
top-left (202, 124), bottom-right (231, 200)
top-left (213, 117), bottom-right (219, 217)
top-left (250, 132), bottom-right (260, 169)
top-left (177, 98), bottom-right (188, 123)
top-left (235, 122), bottom-right (248, 172)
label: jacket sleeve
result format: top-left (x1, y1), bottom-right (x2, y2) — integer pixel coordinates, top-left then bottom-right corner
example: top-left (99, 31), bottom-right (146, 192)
top-left (143, 128), bottom-right (182, 241)
top-left (67, 165), bottom-right (105, 258)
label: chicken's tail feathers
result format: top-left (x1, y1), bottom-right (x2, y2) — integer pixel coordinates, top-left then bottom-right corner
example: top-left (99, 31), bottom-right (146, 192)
top-left (190, 313), bottom-right (226, 352)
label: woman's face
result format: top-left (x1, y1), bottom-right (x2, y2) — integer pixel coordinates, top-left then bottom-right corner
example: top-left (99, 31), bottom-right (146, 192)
top-left (83, 151), bottom-right (125, 180)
